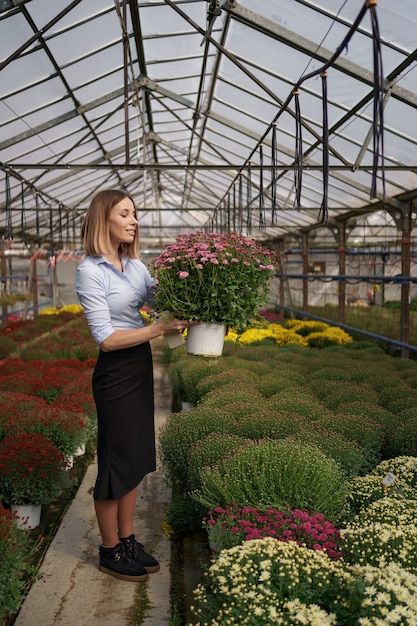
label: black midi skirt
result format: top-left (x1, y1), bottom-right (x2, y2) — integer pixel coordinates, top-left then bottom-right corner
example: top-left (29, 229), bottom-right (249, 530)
top-left (92, 342), bottom-right (156, 501)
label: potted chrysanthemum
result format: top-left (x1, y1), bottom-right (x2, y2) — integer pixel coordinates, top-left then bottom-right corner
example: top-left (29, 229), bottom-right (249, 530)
top-left (150, 231), bottom-right (278, 356)
top-left (0, 433), bottom-right (71, 529)
top-left (203, 504), bottom-right (343, 558)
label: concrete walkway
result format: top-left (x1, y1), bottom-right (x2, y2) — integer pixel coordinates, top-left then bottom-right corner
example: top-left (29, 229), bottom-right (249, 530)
top-left (15, 337), bottom-right (173, 626)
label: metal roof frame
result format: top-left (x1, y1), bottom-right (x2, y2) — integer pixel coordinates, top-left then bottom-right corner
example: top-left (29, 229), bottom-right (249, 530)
top-left (0, 0), bottom-right (416, 251)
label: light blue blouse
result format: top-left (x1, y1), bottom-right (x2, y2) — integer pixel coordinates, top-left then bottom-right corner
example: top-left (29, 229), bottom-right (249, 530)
top-left (75, 255), bottom-right (156, 346)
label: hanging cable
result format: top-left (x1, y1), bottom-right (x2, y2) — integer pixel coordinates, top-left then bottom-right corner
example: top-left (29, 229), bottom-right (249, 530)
top-left (57, 203), bottom-right (63, 249)
top-left (368, 0), bottom-right (385, 199)
top-left (232, 181), bottom-right (237, 232)
top-left (238, 172), bottom-right (243, 234)
top-left (49, 204), bottom-right (55, 256)
top-left (246, 160), bottom-right (252, 235)
top-left (35, 193), bottom-right (41, 248)
top-left (5, 171), bottom-right (13, 240)
top-left (210, 0), bottom-right (374, 227)
top-left (258, 143), bottom-right (265, 230)
top-left (20, 182), bottom-right (26, 245)
top-left (318, 72), bottom-right (329, 224)
top-left (72, 211), bottom-right (77, 250)
top-left (271, 123), bottom-right (278, 225)
top-left (227, 191), bottom-right (231, 233)
top-left (219, 199), bottom-right (224, 233)
top-left (201, 0), bottom-right (221, 46)
top-left (66, 208), bottom-right (70, 248)
top-left (293, 90), bottom-right (303, 210)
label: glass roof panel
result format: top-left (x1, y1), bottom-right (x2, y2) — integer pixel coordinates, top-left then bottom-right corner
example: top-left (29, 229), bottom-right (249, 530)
top-left (1, 0), bottom-right (416, 250)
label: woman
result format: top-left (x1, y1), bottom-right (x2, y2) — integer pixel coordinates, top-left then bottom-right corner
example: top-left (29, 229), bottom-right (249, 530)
top-left (76, 189), bottom-right (196, 582)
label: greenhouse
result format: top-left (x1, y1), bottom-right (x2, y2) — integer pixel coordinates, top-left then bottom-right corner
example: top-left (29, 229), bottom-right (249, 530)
top-left (1, 0), bottom-right (417, 353)
top-left (1, 1), bottom-right (417, 625)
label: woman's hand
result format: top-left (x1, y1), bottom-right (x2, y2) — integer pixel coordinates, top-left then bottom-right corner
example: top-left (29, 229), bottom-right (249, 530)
top-left (162, 317), bottom-right (199, 335)
top-left (152, 310), bottom-right (199, 335)
top-left (99, 315), bottom-right (199, 352)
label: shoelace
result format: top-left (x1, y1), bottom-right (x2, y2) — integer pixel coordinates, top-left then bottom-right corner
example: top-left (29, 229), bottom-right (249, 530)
top-left (113, 543), bottom-right (124, 562)
top-left (122, 537), bottom-right (137, 558)
top-left (114, 542), bottom-right (135, 563)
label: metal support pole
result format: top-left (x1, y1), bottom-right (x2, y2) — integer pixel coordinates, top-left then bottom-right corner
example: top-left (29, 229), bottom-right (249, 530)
top-left (338, 224), bottom-right (346, 325)
top-left (31, 258), bottom-right (39, 317)
top-left (279, 273), bottom-right (285, 307)
top-left (1, 254), bottom-right (8, 324)
top-left (302, 233), bottom-right (309, 314)
top-left (400, 209), bottom-right (412, 358)
top-left (51, 260), bottom-right (58, 309)
top-left (387, 200), bottom-right (415, 358)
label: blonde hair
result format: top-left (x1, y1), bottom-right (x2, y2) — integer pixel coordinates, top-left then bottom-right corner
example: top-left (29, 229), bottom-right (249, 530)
top-left (81, 189), bottom-right (140, 259)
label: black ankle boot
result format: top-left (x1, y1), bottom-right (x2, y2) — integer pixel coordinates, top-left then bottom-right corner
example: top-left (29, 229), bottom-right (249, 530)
top-left (99, 542), bottom-right (148, 582)
top-left (120, 534), bottom-right (160, 573)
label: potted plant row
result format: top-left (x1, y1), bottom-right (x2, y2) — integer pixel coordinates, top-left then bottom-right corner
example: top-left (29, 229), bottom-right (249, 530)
top-left (0, 433), bottom-right (71, 529)
top-left (158, 338), bottom-right (417, 622)
top-left (0, 309), bottom-right (99, 625)
top-left (0, 356), bottom-right (96, 531)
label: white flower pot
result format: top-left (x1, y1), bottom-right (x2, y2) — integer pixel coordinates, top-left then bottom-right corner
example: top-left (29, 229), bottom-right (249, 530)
top-left (187, 323), bottom-right (226, 357)
top-left (11, 503), bottom-right (42, 530)
top-left (181, 401), bottom-right (194, 411)
top-left (164, 332), bottom-right (185, 349)
top-left (74, 443), bottom-right (86, 457)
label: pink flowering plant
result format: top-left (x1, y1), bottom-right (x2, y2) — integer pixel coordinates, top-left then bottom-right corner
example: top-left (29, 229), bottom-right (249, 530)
top-left (203, 503), bottom-right (343, 559)
top-left (151, 231), bottom-right (278, 332)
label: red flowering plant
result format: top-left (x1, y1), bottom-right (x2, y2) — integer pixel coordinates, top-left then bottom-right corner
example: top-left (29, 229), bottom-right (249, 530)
top-left (0, 433), bottom-right (71, 506)
top-left (0, 503), bottom-right (42, 621)
top-left (151, 231), bottom-right (278, 332)
top-left (1, 396), bottom-right (88, 457)
top-left (0, 357), bottom-right (95, 385)
top-left (0, 369), bottom-right (43, 395)
top-left (51, 391), bottom-right (95, 421)
top-left (203, 503), bottom-right (343, 559)
top-left (31, 365), bottom-right (88, 403)
top-left (0, 359), bottom-right (77, 396)
top-left (0, 392), bottom-right (46, 442)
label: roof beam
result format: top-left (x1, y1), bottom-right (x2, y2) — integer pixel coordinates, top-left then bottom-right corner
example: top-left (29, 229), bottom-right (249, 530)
top-left (229, 1), bottom-right (417, 109)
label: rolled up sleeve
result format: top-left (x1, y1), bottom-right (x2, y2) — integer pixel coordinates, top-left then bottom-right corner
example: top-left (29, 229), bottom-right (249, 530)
top-left (76, 262), bottom-right (115, 345)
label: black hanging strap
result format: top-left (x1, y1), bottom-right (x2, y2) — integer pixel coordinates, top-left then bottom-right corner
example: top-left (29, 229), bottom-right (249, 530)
top-left (318, 71), bottom-right (329, 224)
top-left (49, 204), bottom-right (55, 256)
top-left (238, 173), bottom-right (243, 234)
top-left (368, 0), bottom-right (385, 199)
top-left (20, 182), bottom-right (27, 244)
top-left (232, 182), bottom-right (236, 232)
top-left (35, 193), bottom-right (41, 247)
top-left (211, 0), bottom-right (377, 226)
top-left (293, 90), bottom-right (303, 210)
top-left (246, 160), bottom-right (252, 235)
top-left (226, 191), bottom-right (231, 233)
top-left (5, 172), bottom-right (13, 240)
top-left (57, 204), bottom-right (63, 249)
top-left (66, 208), bottom-right (70, 247)
top-left (220, 199), bottom-right (226, 233)
top-left (258, 143), bottom-right (265, 230)
top-left (271, 122), bottom-right (278, 224)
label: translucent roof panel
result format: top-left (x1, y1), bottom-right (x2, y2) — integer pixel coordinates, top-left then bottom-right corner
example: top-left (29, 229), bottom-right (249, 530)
top-left (0, 0), bottom-right (416, 251)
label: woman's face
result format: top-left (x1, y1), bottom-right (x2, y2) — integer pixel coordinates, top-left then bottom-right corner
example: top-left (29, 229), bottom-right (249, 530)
top-left (108, 197), bottom-right (138, 247)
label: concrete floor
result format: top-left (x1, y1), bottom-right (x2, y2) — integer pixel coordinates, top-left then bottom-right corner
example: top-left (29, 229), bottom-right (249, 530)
top-left (14, 337), bottom-right (173, 626)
